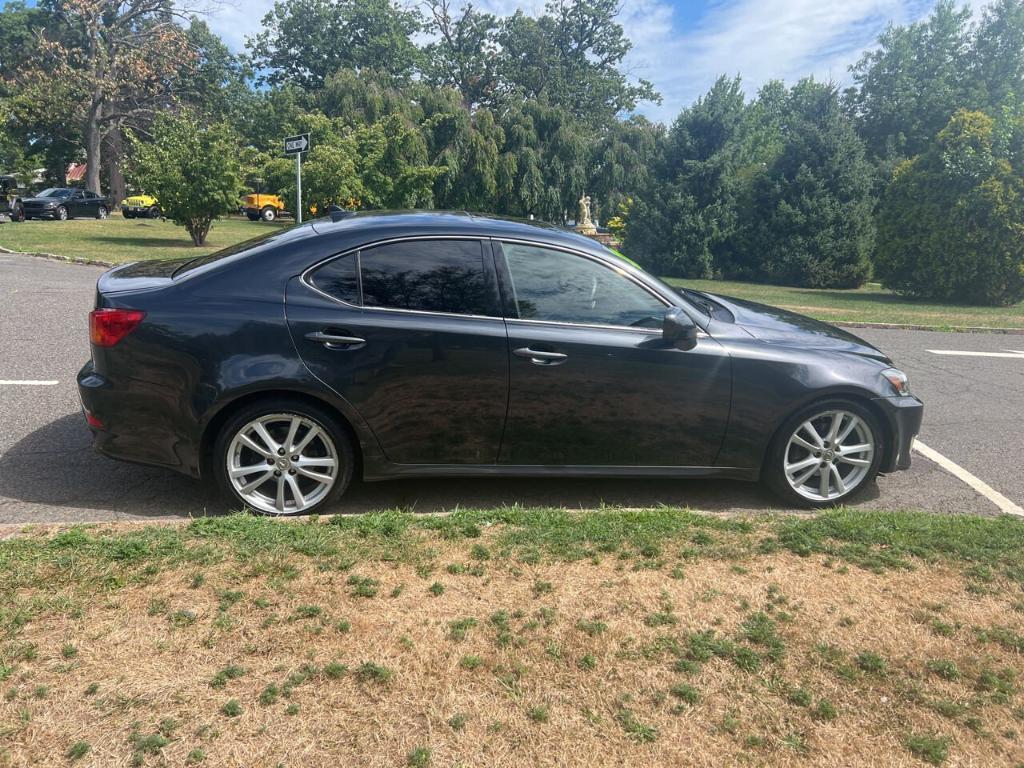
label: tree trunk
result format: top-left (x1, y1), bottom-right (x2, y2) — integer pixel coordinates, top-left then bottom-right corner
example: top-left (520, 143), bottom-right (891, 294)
top-left (84, 95), bottom-right (104, 194)
top-left (105, 128), bottom-right (127, 209)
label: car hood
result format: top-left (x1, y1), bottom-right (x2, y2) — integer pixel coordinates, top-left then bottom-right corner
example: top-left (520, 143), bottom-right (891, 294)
top-left (699, 291), bottom-right (891, 363)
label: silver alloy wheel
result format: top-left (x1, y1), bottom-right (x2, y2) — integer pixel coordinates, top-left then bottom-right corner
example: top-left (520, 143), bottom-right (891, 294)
top-left (56, 206), bottom-right (68, 220)
top-left (97, 206), bottom-right (108, 219)
top-left (783, 409), bottom-right (875, 502)
top-left (226, 413), bottom-right (339, 514)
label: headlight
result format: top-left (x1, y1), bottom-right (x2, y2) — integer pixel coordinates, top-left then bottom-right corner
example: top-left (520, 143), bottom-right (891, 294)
top-left (882, 368), bottom-right (910, 396)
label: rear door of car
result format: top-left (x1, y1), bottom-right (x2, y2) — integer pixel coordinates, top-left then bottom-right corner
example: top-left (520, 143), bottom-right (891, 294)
top-left (286, 237), bottom-right (510, 465)
top-left (494, 240), bottom-right (732, 468)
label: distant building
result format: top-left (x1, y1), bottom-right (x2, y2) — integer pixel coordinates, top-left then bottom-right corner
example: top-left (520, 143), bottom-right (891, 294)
top-left (66, 163), bottom-right (88, 185)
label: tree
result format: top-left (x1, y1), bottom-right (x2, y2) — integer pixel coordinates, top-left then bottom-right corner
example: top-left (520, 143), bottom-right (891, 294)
top-left (624, 76), bottom-right (750, 278)
top-left (734, 80), bottom-right (875, 288)
top-left (875, 109), bottom-right (1024, 306)
top-left (970, 0), bottom-right (1024, 108)
top-left (422, 0), bottom-right (500, 109)
top-left (18, 0), bottom-right (194, 195)
top-left (246, 0), bottom-right (421, 90)
top-left (846, 1), bottom-right (974, 164)
top-left (496, 0), bottom-right (659, 125)
top-left (130, 113), bottom-right (242, 245)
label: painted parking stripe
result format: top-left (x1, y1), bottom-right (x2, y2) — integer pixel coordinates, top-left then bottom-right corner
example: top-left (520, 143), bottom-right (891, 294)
top-left (927, 349), bottom-right (1024, 359)
top-left (0, 380), bottom-right (59, 386)
top-left (913, 439), bottom-right (1023, 517)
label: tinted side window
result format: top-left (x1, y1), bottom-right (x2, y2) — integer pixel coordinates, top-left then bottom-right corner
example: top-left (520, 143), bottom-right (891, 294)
top-left (502, 243), bottom-right (666, 328)
top-left (310, 253), bottom-right (359, 304)
top-left (360, 240), bottom-right (494, 316)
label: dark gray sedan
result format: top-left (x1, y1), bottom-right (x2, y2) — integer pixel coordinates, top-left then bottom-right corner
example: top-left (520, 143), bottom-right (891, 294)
top-left (77, 211), bottom-right (923, 515)
top-left (22, 187), bottom-right (109, 220)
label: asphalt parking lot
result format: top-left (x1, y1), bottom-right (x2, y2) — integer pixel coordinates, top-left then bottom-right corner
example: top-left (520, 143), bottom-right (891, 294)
top-left (1, 254), bottom-right (1021, 525)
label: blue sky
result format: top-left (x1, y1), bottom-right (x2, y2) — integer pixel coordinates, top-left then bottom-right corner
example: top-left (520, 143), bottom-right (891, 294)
top-left (4, 0), bottom-right (976, 122)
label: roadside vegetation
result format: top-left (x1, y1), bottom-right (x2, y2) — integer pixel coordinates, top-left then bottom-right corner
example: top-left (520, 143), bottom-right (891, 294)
top-left (1, 508), bottom-right (1022, 766)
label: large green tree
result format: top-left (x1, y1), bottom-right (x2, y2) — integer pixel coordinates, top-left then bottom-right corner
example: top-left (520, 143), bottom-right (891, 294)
top-left (246, 0), bottom-right (421, 89)
top-left (875, 109), bottom-right (1024, 306)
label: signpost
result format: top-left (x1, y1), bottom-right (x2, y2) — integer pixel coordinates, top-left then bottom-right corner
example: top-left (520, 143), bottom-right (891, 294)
top-left (283, 133), bottom-right (310, 223)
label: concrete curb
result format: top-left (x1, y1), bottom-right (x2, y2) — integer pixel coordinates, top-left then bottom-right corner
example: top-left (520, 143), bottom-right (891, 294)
top-left (4, 250), bottom-right (1024, 335)
top-left (834, 320), bottom-right (1024, 335)
top-left (0, 246), bottom-right (116, 268)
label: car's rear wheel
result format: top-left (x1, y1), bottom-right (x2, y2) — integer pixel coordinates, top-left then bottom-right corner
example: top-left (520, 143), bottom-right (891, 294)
top-left (261, 206), bottom-right (277, 222)
top-left (56, 205), bottom-right (68, 221)
top-left (765, 398), bottom-right (883, 508)
top-left (214, 400), bottom-right (354, 516)
top-left (96, 206), bottom-right (108, 219)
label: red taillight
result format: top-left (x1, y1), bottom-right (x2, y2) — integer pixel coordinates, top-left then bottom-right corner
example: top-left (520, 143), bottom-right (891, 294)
top-left (89, 308), bottom-right (145, 347)
top-left (85, 411), bottom-right (105, 429)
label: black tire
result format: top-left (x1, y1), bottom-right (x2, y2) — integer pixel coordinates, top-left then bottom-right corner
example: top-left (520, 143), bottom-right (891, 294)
top-left (123, 211), bottom-right (135, 219)
top-left (56, 205), bottom-right (68, 221)
top-left (763, 397), bottom-right (884, 509)
top-left (213, 397), bottom-right (355, 516)
top-left (96, 205), bottom-right (108, 220)
top-left (260, 206), bottom-right (277, 222)
top-left (246, 213), bottom-right (260, 221)
top-left (148, 206), bottom-right (161, 219)
top-left (12, 203), bottom-right (24, 222)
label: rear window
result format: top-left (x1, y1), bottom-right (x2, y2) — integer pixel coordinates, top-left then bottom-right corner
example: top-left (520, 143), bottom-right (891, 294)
top-left (172, 228), bottom-right (288, 277)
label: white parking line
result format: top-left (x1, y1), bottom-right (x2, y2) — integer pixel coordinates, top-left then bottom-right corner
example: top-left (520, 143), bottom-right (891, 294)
top-left (913, 439), bottom-right (1023, 517)
top-left (0, 380), bottom-right (59, 386)
top-left (927, 349), bottom-right (1024, 359)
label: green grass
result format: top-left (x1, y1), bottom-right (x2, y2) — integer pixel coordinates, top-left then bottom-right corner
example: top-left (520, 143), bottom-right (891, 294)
top-left (0, 214), bottom-right (284, 264)
top-left (666, 277), bottom-right (1024, 330)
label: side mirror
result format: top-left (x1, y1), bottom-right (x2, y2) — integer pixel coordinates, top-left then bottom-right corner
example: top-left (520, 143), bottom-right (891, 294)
top-left (663, 308), bottom-right (698, 350)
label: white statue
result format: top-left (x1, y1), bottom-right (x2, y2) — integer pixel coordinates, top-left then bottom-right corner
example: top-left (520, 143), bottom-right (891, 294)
top-left (577, 194), bottom-right (594, 230)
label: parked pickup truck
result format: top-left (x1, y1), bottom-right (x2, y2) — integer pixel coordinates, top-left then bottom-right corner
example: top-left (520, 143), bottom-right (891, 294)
top-left (241, 193), bottom-right (288, 222)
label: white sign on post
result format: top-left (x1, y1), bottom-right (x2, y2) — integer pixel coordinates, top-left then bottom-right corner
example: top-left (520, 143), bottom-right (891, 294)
top-left (283, 133), bottom-right (310, 223)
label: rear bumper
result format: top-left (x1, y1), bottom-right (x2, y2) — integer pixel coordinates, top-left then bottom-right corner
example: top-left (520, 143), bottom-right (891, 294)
top-left (77, 360), bottom-right (201, 478)
top-left (872, 395), bottom-right (924, 472)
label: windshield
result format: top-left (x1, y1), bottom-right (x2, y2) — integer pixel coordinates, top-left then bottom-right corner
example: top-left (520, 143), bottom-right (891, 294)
top-left (38, 188), bottom-right (71, 198)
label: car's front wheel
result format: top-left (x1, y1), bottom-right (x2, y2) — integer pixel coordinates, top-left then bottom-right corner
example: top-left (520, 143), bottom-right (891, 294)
top-left (214, 400), bottom-right (354, 516)
top-left (765, 398), bottom-right (883, 508)
top-left (148, 206), bottom-right (160, 219)
top-left (55, 205), bottom-right (68, 221)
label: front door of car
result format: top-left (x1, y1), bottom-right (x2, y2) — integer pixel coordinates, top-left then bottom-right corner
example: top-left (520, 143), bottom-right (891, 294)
top-left (495, 241), bottom-right (732, 467)
top-left (69, 189), bottom-right (86, 216)
top-left (286, 237), bottom-right (510, 465)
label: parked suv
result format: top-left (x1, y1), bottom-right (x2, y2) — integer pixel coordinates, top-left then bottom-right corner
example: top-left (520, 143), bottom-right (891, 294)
top-left (23, 188), bottom-right (109, 220)
top-left (123, 193), bottom-right (161, 219)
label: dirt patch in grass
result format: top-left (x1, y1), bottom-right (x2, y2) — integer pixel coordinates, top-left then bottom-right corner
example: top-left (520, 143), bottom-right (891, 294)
top-left (1, 510), bottom-right (1023, 767)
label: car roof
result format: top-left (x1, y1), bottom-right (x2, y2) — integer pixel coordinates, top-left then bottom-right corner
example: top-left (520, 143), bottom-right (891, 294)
top-left (307, 210), bottom-right (605, 253)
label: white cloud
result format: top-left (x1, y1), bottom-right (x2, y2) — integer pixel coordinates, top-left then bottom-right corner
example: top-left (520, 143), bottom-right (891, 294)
top-left (200, 0), bottom-right (949, 123)
top-left (621, 0), bottom-right (940, 122)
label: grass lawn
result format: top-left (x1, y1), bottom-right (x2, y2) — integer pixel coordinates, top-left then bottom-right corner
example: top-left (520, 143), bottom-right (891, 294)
top-left (2, 507), bottom-right (1023, 766)
top-left (0, 214), bottom-right (284, 264)
top-left (666, 277), bottom-right (1024, 331)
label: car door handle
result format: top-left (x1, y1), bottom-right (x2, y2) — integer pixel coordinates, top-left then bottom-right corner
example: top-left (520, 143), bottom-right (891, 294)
top-left (513, 347), bottom-right (568, 365)
top-left (305, 331), bottom-right (366, 349)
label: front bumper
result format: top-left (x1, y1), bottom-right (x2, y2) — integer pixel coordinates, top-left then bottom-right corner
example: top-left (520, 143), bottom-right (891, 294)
top-left (23, 207), bottom-right (57, 218)
top-left (872, 395), bottom-right (924, 472)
